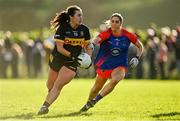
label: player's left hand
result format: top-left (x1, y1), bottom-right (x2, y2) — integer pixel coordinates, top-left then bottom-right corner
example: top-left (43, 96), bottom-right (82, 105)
top-left (129, 56), bottom-right (139, 68)
top-left (70, 53), bottom-right (82, 66)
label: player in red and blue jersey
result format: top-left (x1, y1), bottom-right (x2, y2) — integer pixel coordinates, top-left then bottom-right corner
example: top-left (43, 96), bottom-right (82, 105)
top-left (80, 13), bottom-right (144, 112)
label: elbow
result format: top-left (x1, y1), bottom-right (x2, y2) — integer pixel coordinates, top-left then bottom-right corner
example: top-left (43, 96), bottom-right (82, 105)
top-left (141, 43), bottom-right (144, 53)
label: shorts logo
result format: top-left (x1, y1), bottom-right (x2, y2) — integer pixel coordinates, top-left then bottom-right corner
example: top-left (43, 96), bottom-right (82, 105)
top-left (49, 54), bottom-right (54, 63)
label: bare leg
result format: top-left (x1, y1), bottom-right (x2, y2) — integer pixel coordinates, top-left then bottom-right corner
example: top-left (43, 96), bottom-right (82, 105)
top-left (46, 68), bottom-right (58, 92)
top-left (99, 68), bottom-right (125, 97)
top-left (80, 68), bottom-right (126, 112)
top-left (80, 75), bottom-right (107, 112)
top-left (88, 75), bottom-right (107, 101)
top-left (45, 66), bottom-right (76, 105)
top-left (38, 66), bottom-right (76, 115)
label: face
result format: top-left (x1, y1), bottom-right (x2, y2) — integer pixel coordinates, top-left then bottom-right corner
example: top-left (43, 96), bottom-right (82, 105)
top-left (70, 10), bottom-right (83, 25)
top-left (110, 16), bottom-right (122, 31)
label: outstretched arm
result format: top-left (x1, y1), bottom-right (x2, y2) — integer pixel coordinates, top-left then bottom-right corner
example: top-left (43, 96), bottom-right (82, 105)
top-left (93, 37), bottom-right (102, 45)
top-left (129, 40), bottom-right (144, 68)
top-left (84, 41), bottom-right (93, 57)
top-left (134, 40), bottom-right (144, 59)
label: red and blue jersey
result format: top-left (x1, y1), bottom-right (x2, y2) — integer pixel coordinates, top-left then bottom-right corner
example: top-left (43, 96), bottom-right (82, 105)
top-left (94, 28), bottom-right (137, 70)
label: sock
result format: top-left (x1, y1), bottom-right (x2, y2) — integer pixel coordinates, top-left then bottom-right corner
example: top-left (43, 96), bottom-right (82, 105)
top-left (43, 101), bottom-right (50, 108)
top-left (94, 94), bottom-right (103, 102)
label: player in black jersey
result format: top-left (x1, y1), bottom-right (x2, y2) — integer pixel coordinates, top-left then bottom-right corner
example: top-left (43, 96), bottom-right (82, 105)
top-left (37, 5), bottom-right (93, 115)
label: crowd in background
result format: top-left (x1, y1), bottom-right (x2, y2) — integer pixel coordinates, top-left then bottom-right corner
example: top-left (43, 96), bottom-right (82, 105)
top-left (0, 24), bottom-right (180, 79)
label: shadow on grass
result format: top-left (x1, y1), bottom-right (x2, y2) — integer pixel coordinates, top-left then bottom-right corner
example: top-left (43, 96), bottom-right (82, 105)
top-left (151, 112), bottom-right (180, 119)
top-left (0, 113), bottom-right (35, 120)
top-left (42, 111), bottom-right (92, 119)
top-left (0, 111), bottom-right (92, 120)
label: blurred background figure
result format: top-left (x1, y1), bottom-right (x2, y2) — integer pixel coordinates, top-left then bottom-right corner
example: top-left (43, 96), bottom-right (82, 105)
top-left (22, 38), bottom-right (34, 78)
top-left (165, 28), bottom-right (177, 78)
top-left (1, 31), bottom-right (23, 78)
top-left (146, 27), bottom-right (158, 79)
top-left (174, 26), bottom-right (180, 79)
top-left (0, 39), bottom-right (4, 78)
top-left (31, 38), bottom-right (45, 78)
top-left (157, 35), bottom-right (168, 79)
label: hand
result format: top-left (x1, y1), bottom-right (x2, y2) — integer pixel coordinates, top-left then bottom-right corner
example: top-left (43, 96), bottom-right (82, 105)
top-left (70, 53), bottom-right (82, 66)
top-left (129, 56), bottom-right (139, 68)
top-left (87, 42), bottom-right (95, 51)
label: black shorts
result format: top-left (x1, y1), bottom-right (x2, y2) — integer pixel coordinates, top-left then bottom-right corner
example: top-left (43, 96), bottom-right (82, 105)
top-left (48, 54), bottom-right (78, 72)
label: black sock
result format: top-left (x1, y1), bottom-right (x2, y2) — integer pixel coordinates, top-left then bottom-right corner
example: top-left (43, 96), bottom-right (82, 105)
top-left (94, 94), bottom-right (103, 103)
top-left (43, 101), bottom-right (50, 108)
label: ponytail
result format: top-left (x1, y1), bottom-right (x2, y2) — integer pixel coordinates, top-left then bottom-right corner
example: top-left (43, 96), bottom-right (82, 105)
top-left (50, 11), bottom-right (68, 29)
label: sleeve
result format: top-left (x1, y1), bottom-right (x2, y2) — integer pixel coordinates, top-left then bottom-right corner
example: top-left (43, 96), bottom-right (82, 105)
top-left (54, 25), bottom-right (65, 43)
top-left (125, 31), bottom-right (138, 44)
top-left (84, 26), bottom-right (91, 40)
top-left (98, 29), bottom-right (110, 43)
top-left (83, 26), bottom-right (91, 44)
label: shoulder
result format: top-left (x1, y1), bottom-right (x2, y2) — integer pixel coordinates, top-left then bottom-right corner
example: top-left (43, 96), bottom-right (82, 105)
top-left (100, 28), bottom-right (111, 34)
top-left (80, 24), bottom-right (90, 31)
top-left (56, 23), bottom-right (67, 32)
top-left (122, 28), bottom-right (137, 43)
top-left (98, 28), bottom-right (111, 39)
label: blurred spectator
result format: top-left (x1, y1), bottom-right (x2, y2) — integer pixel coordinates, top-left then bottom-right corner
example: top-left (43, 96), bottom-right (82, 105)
top-left (0, 40), bottom-right (4, 77)
top-left (31, 38), bottom-right (45, 78)
top-left (165, 30), bottom-right (177, 78)
top-left (174, 26), bottom-right (180, 79)
top-left (1, 31), bottom-right (22, 78)
top-left (157, 35), bottom-right (168, 79)
top-left (22, 38), bottom-right (34, 78)
top-left (146, 28), bottom-right (158, 79)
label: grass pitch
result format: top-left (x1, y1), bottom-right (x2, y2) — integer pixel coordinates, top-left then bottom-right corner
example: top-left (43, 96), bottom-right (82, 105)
top-left (0, 79), bottom-right (179, 121)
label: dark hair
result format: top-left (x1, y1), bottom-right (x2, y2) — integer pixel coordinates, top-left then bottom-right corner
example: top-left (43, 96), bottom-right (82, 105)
top-left (50, 5), bottom-right (82, 29)
top-left (111, 13), bottom-right (123, 23)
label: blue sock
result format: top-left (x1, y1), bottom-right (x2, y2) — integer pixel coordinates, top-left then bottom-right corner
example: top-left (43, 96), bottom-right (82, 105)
top-left (95, 94), bottom-right (103, 102)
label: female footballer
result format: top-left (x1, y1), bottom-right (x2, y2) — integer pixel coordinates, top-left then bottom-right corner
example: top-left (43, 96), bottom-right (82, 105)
top-left (37, 5), bottom-right (92, 115)
top-left (80, 13), bottom-right (144, 112)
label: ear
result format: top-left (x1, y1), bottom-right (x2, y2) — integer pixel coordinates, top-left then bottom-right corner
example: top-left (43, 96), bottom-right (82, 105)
top-left (69, 15), bottom-right (73, 20)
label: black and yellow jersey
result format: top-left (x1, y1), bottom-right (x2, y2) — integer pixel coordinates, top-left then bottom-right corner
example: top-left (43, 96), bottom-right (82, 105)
top-left (52, 23), bottom-right (90, 58)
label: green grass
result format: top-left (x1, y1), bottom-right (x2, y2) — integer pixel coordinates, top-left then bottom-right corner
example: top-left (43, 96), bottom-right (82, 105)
top-left (0, 79), bottom-right (180, 121)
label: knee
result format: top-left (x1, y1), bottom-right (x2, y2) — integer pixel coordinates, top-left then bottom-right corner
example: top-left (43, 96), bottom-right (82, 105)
top-left (110, 79), bottom-right (119, 87)
top-left (112, 75), bottom-right (124, 83)
top-left (46, 81), bottom-right (52, 90)
top-left (54, 81), bottom-right (68, 90)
